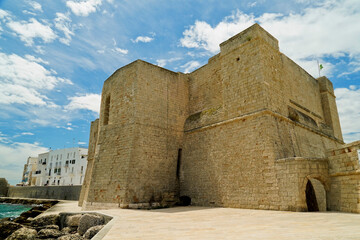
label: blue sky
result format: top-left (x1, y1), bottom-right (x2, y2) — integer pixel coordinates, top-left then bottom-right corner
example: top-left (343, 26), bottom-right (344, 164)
top-left (0, 0), bottom-right (359, 185)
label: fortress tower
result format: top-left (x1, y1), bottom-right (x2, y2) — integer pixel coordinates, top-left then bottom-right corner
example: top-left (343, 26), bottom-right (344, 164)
top-left (79, 24), bottom-right (360, 213)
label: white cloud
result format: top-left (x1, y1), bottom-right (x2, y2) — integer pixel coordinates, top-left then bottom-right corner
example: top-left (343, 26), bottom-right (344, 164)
top-left (54, 12), bottom-right (75, 45)
top-left (25, 54), bottom-right (49, 64)
top-left (22, 10), bottom-right (37, 16)
top-left (66, 0), bottom-right (102, 17)
top-left (0, 141), bottom-right (48, 185)
top-left (0, 52), bottom-right (72, 105)
top-left (0, 9), bottom-right (11, 20)
top-left (28, 1), bottom-right (43, 12)
top-left (65, 93), bottom-right (101, 114)
top-left (180, 0), bottom-right (360, 77)
top-left (180, 11), bottom-right (255, 53)
top-left (132, 36), bottom-right (154, 43)
top-left (0, 132), bottom-right (10, 144)
top-left (248, 2), bottom-right (257, 7)
top-left (156, 57), bottom-right (181, 68)
top-left (181, 60), bottom-right (201, 73)
top-left (335, 86), bottom-right (360, 143)
top-left (21, 132), bottom-right (34, 136)
top-left (114, 47), bottom-right (128, 55)
top-left (7, 18), bottom-right (57, 46)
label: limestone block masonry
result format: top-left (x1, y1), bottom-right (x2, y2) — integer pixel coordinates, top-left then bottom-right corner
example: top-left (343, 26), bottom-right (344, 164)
top-left (79, 24), bottom-right (360, 213)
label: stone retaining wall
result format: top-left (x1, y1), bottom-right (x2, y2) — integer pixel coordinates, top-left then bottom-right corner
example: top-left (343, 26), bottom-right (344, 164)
top-left (0, 178), bottom-right (9, 197)
top-left (7, 185), bottom-right (82, 201)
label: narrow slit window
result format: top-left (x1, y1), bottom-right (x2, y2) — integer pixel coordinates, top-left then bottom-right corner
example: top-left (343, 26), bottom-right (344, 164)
top-left (176, 149), bottom-right (182, 179)
top-left (103, 95), bottom-right (111, 125)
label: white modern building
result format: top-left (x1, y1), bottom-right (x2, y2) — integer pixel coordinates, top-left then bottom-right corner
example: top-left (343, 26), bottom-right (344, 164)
top-left (32, 147), bottom-right (88, 186)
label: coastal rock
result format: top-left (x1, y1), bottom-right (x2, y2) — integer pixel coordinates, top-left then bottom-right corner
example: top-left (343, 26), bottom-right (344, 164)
top-left (61, 226), bottom-right (75, 234)
top-left (57, 234), bottom-right (84, 240)
top-left (37, 228), bottom-right (63, 238)
top-left (43, 224), bottom-right (60, 230)
top-left (77, 214), bottom-right (104, 235)
top-left (65, 214), bottom-right (82, 227)
top-left (0, 221), bottom-right (23, 239)
top-left (20, 209), bottom-right (43, 219)
top-left (13, 216), bottom-right (30, 224)
top-left (5, 227), bottom-right (37, 240)
top-left (31, 214), bottom-right (59, 227)
top-left (83, 225), bottom-right (104, 239)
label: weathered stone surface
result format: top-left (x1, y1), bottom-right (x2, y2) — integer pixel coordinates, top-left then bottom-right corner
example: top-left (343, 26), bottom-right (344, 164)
top-left (31, 214), bottom-right (59, 227)
top-left (0, 221), bottom-right (23, 239)
top-left (61, 226), bottom-right (77, 235)
top-left (5, 227), bottom-right (37, 240)
top-left (37, 228), bottom-right (63, 238)
top-left (79, 23), bottom-right (360, 214)
top-left (57, 234), bottom-right (84, 240)
top-left (0, 178), bottom-right (9, 197)
top-left (77, 214), bottom-right (104, 235)
top-left (83, 225), bottom-right (104, 239)
top-left (43, 224), bottom-right (59, 230)
top-left (65, 214), bottom-right (82, 227)
top-left (20, 209), bottom-right (43, 219)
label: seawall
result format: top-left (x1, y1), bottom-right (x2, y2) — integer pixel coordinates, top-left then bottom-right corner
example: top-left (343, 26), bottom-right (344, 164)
top-left (7, 185), bottom-right (82, 201)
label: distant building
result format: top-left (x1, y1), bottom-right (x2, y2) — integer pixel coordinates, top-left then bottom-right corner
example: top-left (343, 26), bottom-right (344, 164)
top-left (21, 157), bottom-right (38, 186)
top-left (30, 147), bottom-right (88, 186)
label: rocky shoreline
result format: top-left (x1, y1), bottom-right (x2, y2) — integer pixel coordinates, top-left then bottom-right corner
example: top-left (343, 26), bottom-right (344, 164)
top-left (0, 198), bottom-right (111, 240)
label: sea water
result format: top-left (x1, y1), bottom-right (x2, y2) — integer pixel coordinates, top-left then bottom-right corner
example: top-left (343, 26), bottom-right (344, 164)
top-left (0, 203), bottom-right (32, 219)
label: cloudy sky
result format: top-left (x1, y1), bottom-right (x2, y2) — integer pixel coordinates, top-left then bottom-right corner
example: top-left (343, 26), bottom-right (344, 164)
top-left (0, 0), bottom-right (359, 185)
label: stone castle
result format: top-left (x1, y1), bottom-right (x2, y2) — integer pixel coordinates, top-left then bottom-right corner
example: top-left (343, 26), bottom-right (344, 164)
top-left (79, 24), bottom-right (360, 213)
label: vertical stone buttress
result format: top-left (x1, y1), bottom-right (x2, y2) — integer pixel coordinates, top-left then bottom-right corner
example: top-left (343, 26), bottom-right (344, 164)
top-left (79, 119), bottom-right (99, 206)
top-left (318, 76), bottom-right (343, 141)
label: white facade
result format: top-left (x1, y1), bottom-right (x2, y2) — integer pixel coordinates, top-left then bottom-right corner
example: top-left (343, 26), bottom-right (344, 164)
top-left (33, 147), bottom-right (88, 186)
top-left (21, 157), bottom-right (38, 186)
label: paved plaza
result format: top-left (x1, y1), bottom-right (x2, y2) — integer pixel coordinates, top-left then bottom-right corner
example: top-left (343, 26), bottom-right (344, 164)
top-left (46, 201), bottom-right (360, 240)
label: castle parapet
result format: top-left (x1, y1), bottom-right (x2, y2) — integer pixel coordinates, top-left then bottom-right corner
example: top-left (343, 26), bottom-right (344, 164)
top-left (220, 23), bottom-right (279, 55)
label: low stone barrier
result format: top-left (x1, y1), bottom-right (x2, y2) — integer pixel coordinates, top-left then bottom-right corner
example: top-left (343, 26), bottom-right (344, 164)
top-left (0, 178), bottom-right (9, 197)
top-left (7, 185), bottom-right (82, 201)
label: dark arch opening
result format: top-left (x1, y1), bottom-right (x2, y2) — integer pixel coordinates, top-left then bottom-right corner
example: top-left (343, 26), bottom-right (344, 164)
top-left (306, 180), bottom-right (319, 212)
top-left (178, 196), bottom-right (191, 206)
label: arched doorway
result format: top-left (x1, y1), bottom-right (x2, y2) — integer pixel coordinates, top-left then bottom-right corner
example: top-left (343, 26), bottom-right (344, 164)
top-left (305, 178), bottom-right (327, 212)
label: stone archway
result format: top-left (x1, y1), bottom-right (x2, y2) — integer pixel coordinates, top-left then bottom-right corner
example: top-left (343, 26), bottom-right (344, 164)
top-left (305, 178), bottom-right (327, 212)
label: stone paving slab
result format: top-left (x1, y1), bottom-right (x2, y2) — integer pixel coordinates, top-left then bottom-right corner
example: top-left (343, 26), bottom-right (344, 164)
top-left (41, 202), bottom-right (360, 239)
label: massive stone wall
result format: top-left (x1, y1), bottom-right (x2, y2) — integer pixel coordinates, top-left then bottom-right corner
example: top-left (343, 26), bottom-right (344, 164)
top-left (82, 61), bottom-right (189, 209)
top-left (81, 23), bottom-right (358, 213)
top-left (327, 141), bottom-right (360, 213)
